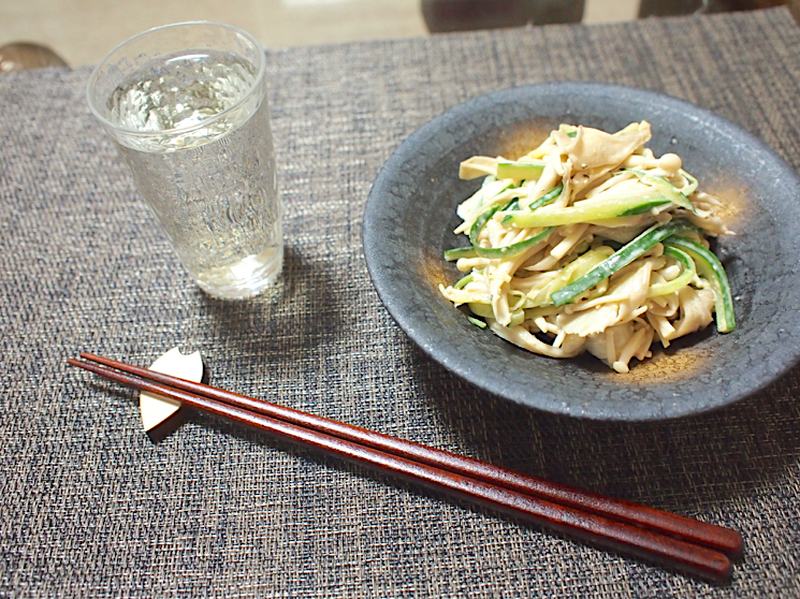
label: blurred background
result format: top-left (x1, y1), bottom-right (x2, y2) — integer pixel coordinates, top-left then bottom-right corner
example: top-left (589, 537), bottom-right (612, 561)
top-left (0, 0), bottom-right (791, 70)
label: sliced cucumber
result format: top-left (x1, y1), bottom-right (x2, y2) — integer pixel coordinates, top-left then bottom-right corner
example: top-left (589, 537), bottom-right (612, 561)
top-left (647, 245), bottom-right (696, 298)
top-left (467, 316), bottom-right (487, 328)
top-left (528, 184), bottom-right (563, 211)
top-left (524, 246), bottom-right (615, 308)
top-left (626, 169), bottom-right (697, 214)
top-left (473, 227), bottom-right (554, 260)
top-left (664, 236), bottom-right (735, 332)
top-left (550, 220), bottom-right (694, 306)
top-left (679, 169), bottom-right (698, 196)
top-left (444, 246), bottom-right (478, 262)
top-left (468, 303), bottom-right (494, 317)
top-left (496, 160), bottom-right (546, 181)
top-left (454, 273), bottom-right (474, 289)
top-left (502, 191), bottom-right (672, 228)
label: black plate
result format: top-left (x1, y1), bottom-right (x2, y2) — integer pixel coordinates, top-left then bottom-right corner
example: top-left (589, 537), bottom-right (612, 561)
top-left (362, 82), bottom-right (800, 421)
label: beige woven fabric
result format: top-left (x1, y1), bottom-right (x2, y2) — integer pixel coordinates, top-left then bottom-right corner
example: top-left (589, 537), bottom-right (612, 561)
top-left (1, 7), bottom-right (799, 597)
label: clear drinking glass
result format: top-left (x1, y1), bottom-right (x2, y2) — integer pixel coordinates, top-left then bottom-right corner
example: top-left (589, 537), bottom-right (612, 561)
top-left (87, 22), bottom-right (282, 299)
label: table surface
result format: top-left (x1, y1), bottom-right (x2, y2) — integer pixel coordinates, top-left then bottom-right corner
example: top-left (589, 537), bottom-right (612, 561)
top-left (2, 7), bottom-right (800, 598)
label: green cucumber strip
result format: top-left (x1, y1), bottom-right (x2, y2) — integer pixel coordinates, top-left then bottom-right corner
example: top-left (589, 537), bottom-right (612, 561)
top-left (467, 182), bottom-right (518, 238)
top-left (468, 189), bottom-right (554, 260)
top-left (468, 303), bottom-right (494, 318)
top-left (679, 169), bottom-right (698, 196)
top-left (507, 310), bottom-right (525, 327)
top-left (550, 220), bottom-right (694, 306)
top-left (469, 203), bottom-right (503, 247)
top-left (469, 193), bottom-right (523, 247)
top-left (474, 227), bottom-right (555, 259)
top-left (528, 184), bottom-right (564, 211)
top-left (626, 169), bottom-right (697, 214)
top-left (444, 246), bottom-right (477, 262)
top-left (461, 179), bottom-right (513, 228)
top-left (467, 316), bottom-right (487, 328)
top-left (548, 246), bottom-right (615, 294)
top-left (647, 245), bottom-right (696, 298)
top-left (619, 198), bottom-right (674, 217)
top-left (664, 236), bottom-right (735, 332)
top-left (524, 246), bottom-right (615, 309)
top-left (503, 191), bottom-right (671, 228)
top-left (496, 160), bottom-right (546, 181)
top-left (454, 274), bottom-right (474, 290)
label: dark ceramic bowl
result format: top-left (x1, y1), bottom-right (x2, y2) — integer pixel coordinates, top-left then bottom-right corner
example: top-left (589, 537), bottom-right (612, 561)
top-left (363, 82), bottom-right (800, 421)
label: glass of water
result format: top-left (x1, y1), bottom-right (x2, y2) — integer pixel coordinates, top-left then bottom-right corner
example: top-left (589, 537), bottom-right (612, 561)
top-left (87, 22), bottom-right (282, 299)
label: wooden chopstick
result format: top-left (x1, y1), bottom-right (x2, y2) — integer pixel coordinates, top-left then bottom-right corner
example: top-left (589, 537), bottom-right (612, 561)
top-left (69, 354), bottom-right (739, 582)
top-left (77, 352), bottom-right (743, 558)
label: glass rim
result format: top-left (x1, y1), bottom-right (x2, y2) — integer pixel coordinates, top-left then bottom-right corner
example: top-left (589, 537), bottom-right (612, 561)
top-left (86, 21), bottom-right (267, 139)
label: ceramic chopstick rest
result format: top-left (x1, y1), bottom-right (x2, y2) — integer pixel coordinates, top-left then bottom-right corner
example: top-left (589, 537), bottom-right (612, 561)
top-left (139, 347), bottom-right (203, 431)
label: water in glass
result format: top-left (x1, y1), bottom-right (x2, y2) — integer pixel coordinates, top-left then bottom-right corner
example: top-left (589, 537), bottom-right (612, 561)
top-left (107, 49), bottom-right (281, 299)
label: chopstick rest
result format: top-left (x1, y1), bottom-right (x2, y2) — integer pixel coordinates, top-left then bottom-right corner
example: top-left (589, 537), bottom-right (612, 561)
top-left (139, 347), bottom-right (203, 433)
top-left (69, 353), bottom-right (743, 583)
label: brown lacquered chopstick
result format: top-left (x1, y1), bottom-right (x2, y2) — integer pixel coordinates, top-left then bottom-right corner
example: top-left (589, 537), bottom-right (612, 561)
top-left (69, 355), bottom-right (737, 582)
top-left (77, 352), bottom-right (743, 559)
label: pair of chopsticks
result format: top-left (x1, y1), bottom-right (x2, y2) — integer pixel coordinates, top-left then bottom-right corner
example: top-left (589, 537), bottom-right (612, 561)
top-left (69, 353), bottom-right (742, 582)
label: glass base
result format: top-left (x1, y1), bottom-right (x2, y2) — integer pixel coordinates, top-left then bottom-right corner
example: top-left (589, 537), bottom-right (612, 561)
top-left (193, 244), bottom-right (284, 300)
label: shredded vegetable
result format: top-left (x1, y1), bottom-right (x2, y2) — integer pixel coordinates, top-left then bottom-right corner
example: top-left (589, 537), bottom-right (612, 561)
top-left (440, 121), bottom-right (735, 373)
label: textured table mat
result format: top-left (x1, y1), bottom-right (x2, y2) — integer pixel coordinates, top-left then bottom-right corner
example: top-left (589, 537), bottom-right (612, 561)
top-left (2, 7), bottom-right (800, 598)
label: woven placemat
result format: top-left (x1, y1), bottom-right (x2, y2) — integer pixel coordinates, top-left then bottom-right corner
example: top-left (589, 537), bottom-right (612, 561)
top-left (1, 7), bottom-right (799, 597)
